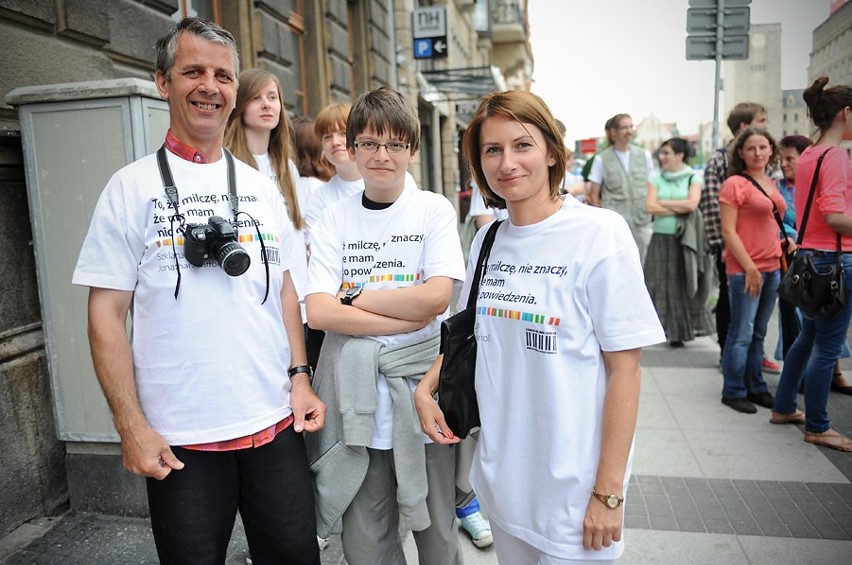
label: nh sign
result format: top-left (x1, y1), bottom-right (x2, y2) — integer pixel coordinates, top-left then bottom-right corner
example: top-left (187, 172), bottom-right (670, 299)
top-left (412, 6), bottom-right (448, 59)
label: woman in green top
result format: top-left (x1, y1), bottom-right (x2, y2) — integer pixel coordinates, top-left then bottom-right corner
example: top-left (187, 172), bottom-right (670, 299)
top-left (644, 137), bottom-right (713, 345)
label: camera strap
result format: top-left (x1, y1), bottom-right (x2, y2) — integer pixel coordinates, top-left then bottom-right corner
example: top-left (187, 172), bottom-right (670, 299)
top-left (155, 146), bottom-right (270, 303)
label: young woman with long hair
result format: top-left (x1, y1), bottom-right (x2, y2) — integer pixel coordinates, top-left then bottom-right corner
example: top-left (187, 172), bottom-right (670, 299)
top-left (771, 77), bottom-right (852, 451)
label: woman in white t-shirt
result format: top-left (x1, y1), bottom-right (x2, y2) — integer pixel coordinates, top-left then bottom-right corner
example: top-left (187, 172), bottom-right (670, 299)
top-left (415, 91), bottom-right (664, 564)
top-left (224, 69), bottom-right (309, 321)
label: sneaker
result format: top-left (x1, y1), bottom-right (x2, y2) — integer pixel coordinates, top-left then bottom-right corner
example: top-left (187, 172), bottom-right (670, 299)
top-left (747, 391), bottom-right (775, 409)
top-left (762, 358), bottom-right (781, 374)
top-left (317, 535), bottom-right (329, 551)
top-left (459, 511), bottom-right (493, 548)
top-left (721, 396), bottom-right (757, 414)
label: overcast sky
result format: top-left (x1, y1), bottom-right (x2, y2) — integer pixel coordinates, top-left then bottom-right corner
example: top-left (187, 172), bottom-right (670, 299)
top-left (528, 0), bottom-right (834, 144)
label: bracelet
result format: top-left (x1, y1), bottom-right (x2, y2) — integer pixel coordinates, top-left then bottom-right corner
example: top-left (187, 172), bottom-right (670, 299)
top-left (287, 365), bottom-right (313, 380)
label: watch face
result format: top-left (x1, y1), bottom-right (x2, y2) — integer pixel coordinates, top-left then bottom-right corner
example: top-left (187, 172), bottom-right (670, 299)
top-left (606, 495), bottom-right (619, 508)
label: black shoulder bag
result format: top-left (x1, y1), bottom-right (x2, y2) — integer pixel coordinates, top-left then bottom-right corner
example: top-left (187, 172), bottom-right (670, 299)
top-left (438, 219), bottom-right (502, 438)
top-left (776, 148), bottom-right (847, 319)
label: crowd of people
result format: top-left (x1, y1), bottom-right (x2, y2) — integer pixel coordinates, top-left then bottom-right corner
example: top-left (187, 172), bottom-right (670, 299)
top-left (70, 16), bottom-right (851, 565)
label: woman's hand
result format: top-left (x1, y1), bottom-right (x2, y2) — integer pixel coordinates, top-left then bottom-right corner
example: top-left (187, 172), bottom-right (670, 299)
top-left (414, 378), bottom-right (460, 445)
top-left (744, 266), bottom-right (762, 298)
top-left (784, 237), bottom-right (797, 254)
top-left (582, 496), bottom-right (624, 551)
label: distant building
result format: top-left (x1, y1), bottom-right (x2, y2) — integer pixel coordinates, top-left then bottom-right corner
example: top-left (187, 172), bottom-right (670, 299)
top-left (808, 0), bottom-right (851, 154)
top-left (722, 23), bottom-right (783, 142)
top-left (634, 113), bottom-right (675, 154)
top-left (808, 0), bottom-right (851, 86)
top-left (782, 89), bottom-right (810, 138)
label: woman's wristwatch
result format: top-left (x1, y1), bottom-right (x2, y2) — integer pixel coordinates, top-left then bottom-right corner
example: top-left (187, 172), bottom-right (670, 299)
top-left (592, 486), bottom-right (624, 509)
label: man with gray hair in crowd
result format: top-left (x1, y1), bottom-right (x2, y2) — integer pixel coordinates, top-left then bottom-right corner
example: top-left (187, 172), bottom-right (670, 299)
top-left (73, 17), bottom-right (324, 564)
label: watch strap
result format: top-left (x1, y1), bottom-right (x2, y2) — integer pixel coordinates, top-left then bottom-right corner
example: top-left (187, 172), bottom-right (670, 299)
top-left (288, 365), bottom-right (313, 379)
top-left (592, 486), bottom-right (624, 509)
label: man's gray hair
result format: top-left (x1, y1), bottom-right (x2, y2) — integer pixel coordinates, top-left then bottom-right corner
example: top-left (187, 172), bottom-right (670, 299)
top-left (155, 17), bottom-right (239, 80)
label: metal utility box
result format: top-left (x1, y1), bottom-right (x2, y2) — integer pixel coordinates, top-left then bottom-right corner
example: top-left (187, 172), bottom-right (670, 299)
top-left (6, 79), bottom-right (169, 441)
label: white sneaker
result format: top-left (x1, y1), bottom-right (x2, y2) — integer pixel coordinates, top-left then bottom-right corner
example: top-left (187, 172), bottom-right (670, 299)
top-left (317, 535), bottom-right (330, 551)
top-left (459, 511), bottom-right (493, 548)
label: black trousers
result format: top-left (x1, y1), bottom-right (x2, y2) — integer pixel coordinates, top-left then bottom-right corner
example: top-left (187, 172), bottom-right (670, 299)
top-left (146, 424), bottom-right (320, 565)
top-left (715, 247), bottom-right (730, 354)
top-left (778, 296), bottom-right (802, 359)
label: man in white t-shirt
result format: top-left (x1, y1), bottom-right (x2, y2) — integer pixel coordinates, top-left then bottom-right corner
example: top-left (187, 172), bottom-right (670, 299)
top-left (587, 113), bottom-right (655, 263)
top-left (305, 87), bottom-right (465, 565)
top-left (72, 18), bottom-right (325, 564)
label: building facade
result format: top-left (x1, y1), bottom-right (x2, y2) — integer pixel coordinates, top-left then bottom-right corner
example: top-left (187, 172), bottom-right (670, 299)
top-left (781, 89), bottom-right (809, 138)
top-left (0, 0), bottom-right (532, 533)
top-left (722, 23), bottom-right (783, 142)
top-left (808, 0), bottom-right (851, 87)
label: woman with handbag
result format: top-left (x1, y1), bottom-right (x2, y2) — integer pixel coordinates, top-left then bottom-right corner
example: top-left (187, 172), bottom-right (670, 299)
top-left (414, 91), bottom-right (665, 563)
top-left (644, 137), bottom-right (714, 346)
top-left (771, 77), bottom-right (852, 451)
top-left (718, 128), bottom-right (786, 414)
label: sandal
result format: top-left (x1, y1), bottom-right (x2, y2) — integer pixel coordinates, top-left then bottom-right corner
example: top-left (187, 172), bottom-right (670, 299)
top-left (770, 410), bottom-right (805, 425)
top-left (804, 429), bottom-right (852, 452)
top-left (831, 372), bottom-right (852, 396)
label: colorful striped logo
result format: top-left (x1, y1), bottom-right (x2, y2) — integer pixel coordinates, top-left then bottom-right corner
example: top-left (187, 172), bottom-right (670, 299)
top-left (476, 306), bottom-right (560, 327)
top-left (155, 233), bottom-right (280, 248)
top-left (341, 273), bottom-right (421, 289)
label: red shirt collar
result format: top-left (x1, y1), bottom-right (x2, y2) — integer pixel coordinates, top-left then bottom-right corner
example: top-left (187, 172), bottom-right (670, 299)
top-left (164, 130), bottom-right (209, 164)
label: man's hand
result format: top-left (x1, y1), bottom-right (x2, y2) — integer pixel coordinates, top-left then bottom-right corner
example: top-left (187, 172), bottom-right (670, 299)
top-left (290, 374), bottom-right (326, 433)
top-left (118, 423), bottom-right (184, 480)
top-left (582, 496), bottom-right (624, 550)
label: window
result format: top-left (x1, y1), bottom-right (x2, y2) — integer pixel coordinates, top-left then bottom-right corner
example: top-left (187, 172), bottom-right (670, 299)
top-left (172, 0), bottom-right (221, 23)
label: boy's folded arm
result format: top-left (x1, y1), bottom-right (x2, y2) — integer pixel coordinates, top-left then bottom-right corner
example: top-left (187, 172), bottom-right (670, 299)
top-left (306, 292), bottom-right (427, 335)
top-left (349, 276), bottom-right (454, 321)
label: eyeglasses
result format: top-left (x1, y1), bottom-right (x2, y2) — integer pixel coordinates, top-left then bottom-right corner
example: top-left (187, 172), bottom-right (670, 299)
top-left (353, 141), bottom-right (411, 154)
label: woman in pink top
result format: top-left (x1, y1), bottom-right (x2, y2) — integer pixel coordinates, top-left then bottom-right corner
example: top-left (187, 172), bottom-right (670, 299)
top-left (719, 128), bottom-right (785, 414)
top-left (772, 77), bottom-right (852, 452)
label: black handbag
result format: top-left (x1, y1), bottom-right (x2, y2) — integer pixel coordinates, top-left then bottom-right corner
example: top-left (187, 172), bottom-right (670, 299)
top-left (777, 148), bottom-right (847, 319)
top-left (437, 219), bottom-right (502, 438)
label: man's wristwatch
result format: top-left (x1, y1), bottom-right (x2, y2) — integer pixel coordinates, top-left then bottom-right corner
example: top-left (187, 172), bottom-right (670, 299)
top-left (288, 365), bottom-right (313, 382)
top-left (340, 287), bottom-right (362, 305)
top-left (592, 487), bottom-right (624, 509)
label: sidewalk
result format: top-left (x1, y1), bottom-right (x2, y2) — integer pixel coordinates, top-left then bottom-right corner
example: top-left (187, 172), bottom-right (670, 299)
top-left (2, 326), bottom-right (851, 564)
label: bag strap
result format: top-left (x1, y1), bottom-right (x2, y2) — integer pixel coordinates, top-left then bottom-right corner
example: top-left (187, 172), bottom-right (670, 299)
top-left (797, 148), bottom-right (832, 246)
top-left (737, 172), bottom-right (789, 240)
top-left (466, 220), bottom-right (503, 309)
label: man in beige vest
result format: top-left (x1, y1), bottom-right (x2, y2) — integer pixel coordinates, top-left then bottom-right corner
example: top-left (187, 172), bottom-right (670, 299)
top-left (587, 113), bottom-right (655, 263)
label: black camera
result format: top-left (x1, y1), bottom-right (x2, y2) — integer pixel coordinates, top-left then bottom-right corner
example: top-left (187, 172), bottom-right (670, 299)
top-left (183, 216), bottom-right (250, 276)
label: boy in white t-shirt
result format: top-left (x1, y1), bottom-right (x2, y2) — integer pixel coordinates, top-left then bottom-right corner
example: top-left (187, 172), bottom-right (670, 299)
top-left (304, 87), bottom-right (465, 565)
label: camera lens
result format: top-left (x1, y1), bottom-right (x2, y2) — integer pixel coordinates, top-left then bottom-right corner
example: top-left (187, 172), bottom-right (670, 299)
top-left (215, 241), bottom-right (251, 276)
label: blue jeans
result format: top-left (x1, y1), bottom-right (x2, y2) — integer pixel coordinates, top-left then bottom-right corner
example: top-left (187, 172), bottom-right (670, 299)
top-left (722, 270), bottom-right (780, 399)
top-left (773, 251), bottom-right (852, 433)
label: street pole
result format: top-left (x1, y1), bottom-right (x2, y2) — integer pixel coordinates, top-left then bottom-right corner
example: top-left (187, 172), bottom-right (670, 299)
top-left (712, 0), bottom-right (725, 149)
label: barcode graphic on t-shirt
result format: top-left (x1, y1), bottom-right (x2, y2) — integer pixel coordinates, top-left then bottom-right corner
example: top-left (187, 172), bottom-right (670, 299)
top-left (525, 328), bottom-right (557, 354)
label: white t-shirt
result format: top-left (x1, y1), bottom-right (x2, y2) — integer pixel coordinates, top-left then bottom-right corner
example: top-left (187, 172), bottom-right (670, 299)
top-left (307, 183), bottom-right (466, 449)
top-left (302, 175), bottom-right (365, 245)
top-left (303, 172), bottom-right (418, 245)
top-left (255, 153), bottom-right (309, 316)
top-left (73, 151), bottom-right (300, 445)
top-left (462, 196), bottom-right (665, 560)
top-left (587, 147), bottom-right (654, 184)
top-left (468, 181), bottom-right (510, 220)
